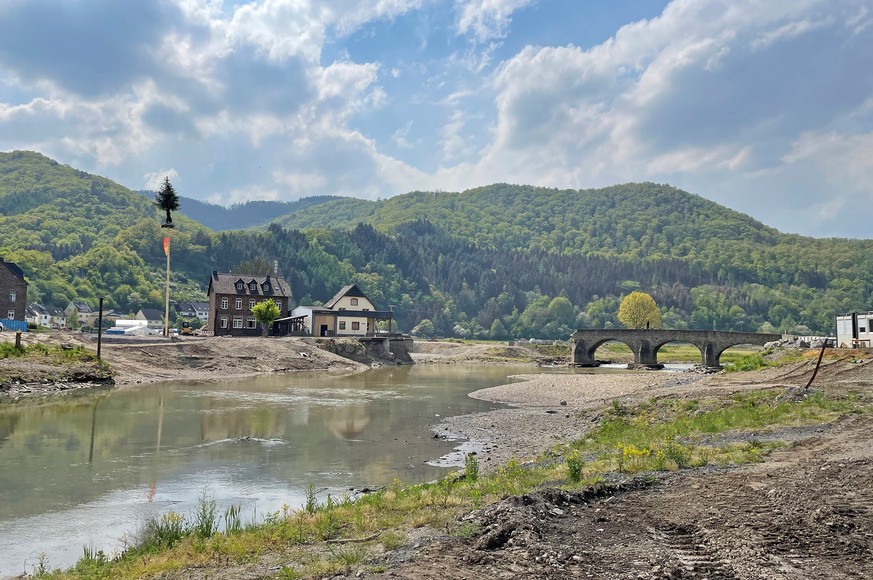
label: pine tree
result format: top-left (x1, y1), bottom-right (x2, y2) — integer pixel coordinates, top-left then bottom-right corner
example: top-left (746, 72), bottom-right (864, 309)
top-left (155, 177), bottom-right (181, 227)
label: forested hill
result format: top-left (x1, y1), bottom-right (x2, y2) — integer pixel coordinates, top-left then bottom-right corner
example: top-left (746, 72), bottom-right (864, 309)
top-left (271, 183), bottom-right (872, 286)
top-left (1, 150), bottom-right (871, 336)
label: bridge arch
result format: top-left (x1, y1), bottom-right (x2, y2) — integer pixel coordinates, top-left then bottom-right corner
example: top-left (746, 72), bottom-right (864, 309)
top-left (569, 329), bottom-right (781, 369)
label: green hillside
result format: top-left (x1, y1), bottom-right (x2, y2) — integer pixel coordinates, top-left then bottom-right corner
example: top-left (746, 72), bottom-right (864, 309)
top-left (0, 151), bottom-right (212, 312)
top-left (273, 183), bottom-right (873, 286)
top-left (1, 151), bottom-right (870, 336)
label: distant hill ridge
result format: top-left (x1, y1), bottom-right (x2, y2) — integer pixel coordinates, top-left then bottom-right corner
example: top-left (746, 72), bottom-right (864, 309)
top-left (134, 190), bottom-right (341, 231)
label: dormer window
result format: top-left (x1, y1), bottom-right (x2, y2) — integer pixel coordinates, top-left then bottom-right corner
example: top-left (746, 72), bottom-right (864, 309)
top-left (236, 281), bottom-right (244, 291)
top-left (249, 282), bottom-right (257, 292)
top-left (262, 282), bottom-right (271, 292)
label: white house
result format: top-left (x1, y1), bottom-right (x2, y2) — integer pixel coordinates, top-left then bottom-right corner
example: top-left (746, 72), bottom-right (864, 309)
top-left (290, 284), bottom-right (393, 337)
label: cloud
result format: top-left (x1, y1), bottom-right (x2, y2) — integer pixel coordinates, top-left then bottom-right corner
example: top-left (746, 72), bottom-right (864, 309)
top-left (455, 0), bottom-right (533, 42)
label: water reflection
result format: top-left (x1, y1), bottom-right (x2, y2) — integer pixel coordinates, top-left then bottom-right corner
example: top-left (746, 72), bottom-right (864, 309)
top-left (0, 365), bottom-right (536, 575)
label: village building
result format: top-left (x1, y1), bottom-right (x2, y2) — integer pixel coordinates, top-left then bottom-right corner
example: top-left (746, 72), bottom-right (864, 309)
top-left (836, 311), bottom-right (873, 348)
top-left (289, 284), bottom-right (393, 337)
top-left (64, 302), bottom-right (93, 326)
top-left (175, 301), bottom-right (209, 323)
top-left (25, 303), bottom-right (50, 327)
top-left (206, 272), bottom-right (291, 337)
top-left (0, 257), bottom-right (28, 323)
top-left (136, 308), bottom-right (166, 332)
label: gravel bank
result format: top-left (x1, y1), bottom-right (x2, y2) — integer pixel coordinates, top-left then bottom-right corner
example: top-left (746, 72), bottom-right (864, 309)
top-left (433, 370), bottom-right (717, 471)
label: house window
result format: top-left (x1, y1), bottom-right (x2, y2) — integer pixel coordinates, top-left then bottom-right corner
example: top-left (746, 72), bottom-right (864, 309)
top-left (249, 282), bottom-right (257, 292)
top-left (350, 298), bottom-right (358, 306)
top-left (236, 282), bottom-right (243, 291)
top-left (9, 292), bottom-right (15, 303)
top-left (220, 297), bottom-right (229, 310)
top-left (247, 317), bottom-right (257, 329)
top-left (233, 316), bottom-right (243, 328)
top-left (249, 300), bottom-right (256, 310)
top-left (363, 308), bottom-right (369, 312)
top-left (275, 301), bottom-right (282, 311)
top-left (7, 310), bottom-right (14, 319)
top-left (220, 316), bottom-right (228, 329)
top-left (352, 322), bottom-right (360, 330)
top-left (339, 321), bottom-right (346, 330)
top-left (235, 298), bottom-right (242, 310)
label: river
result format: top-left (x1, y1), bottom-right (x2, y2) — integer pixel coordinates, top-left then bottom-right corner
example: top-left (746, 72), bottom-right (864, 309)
top-left (0, 364), bottom-right (547, 576)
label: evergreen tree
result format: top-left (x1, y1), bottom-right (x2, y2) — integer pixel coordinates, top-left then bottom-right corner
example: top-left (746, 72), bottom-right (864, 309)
top-left (155, 177), bottom-right (181, 227)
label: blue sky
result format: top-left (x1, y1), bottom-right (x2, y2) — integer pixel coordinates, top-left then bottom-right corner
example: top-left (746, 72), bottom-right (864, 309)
top-left (1, 0), bottom-right (871, 238)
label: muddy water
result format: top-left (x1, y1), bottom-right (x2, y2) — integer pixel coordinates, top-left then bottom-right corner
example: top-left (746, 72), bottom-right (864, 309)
top-left (0, 365), bottom-right (541, 576)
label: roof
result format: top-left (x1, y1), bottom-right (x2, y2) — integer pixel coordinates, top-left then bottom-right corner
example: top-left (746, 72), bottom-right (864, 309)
top-left (44, 305), bottom-right (65, 316)
top-left (138, 308), bottom-right (165, 321)
top-left (324, 284), bottom-right (368, 309)
top-left (0, 257), bottom-right (27, 284)
top-left (207, 272), bottom-right (291, 299)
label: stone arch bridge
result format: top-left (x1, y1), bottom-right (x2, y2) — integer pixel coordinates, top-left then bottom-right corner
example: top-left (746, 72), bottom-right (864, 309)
top-left (569, 329), bottom-right (782, 369)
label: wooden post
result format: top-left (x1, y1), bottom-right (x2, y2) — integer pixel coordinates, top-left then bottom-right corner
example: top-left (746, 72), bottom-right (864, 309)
top-left (97, 297), bottom-right (103, 361)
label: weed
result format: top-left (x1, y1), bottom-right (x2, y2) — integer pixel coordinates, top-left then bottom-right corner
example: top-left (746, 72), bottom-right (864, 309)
top-left (223, 504), bottom-right (243, 534)
top-left (193, 488), bottom-right (218, 539)
top-left (305, 484), bottom-right (318, 515)
top-left (464, 453), bottom-right (479, 482)
top-left (278, 565), bottom-right (302, 579)
top-left (456, 521), bottom-right (480, 539)
top-left (136, 511), bottom-right (187, 551)
top-left (566, 451), bottom-right (584, 483)
top-left (379, 530), bottom-right (406, 550)
top-left (30, 552), bottom-right (51, 578)
top-left (611, 399), bottom-right (627, 416)
top-left (331, 544), bottom-right (369, 568)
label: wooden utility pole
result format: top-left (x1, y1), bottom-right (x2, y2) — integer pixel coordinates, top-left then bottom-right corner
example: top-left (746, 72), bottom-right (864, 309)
top-left (163, 236), bottom-right (170, 337)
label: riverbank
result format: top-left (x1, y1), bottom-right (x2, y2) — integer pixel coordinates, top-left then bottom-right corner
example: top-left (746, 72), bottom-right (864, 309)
top-left (434, 349), bottom-right (872, 471)
top-left (0, 331), bottom-right (374, 400)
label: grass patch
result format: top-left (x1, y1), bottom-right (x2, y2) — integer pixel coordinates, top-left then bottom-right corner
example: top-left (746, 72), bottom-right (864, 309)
top-left (41, 388), bottom-right (868, 579)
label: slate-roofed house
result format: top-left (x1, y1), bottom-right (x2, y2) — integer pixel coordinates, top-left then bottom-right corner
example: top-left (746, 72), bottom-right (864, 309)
top-left (0, 257), bottom-right (28, 321)
top-left (289, 284), bottom-right (393, 337)
top-left (136, 308), bottom-right (166, 331)
top-left (65, 302), bottom-right (93, 326)
top-left (44, 305), bottom-right (67, 328)
top-left (25, 303), bottom-right (50, 327)
top-left (175, 301), bottom-right (210, 323)
top-left (207, 272), bottom-right (291, 336)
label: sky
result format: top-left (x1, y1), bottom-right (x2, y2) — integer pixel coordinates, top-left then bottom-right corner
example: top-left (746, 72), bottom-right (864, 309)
top-left (0, 0), bottom-right (871, 238)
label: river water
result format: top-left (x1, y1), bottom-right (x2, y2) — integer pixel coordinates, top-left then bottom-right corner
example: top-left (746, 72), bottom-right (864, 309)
top-left (0, 365), bottom-right (545, 576)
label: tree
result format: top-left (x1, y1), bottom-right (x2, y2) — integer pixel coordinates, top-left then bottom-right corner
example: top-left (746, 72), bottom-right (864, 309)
top-left (411, 318), bottom-right (435, 338)
top-left (154, 177), bottom-right (181, 227)
top-left (618, 291), bottom-right (661, 329)
top-left (251, 299), bottom-right (280, 337)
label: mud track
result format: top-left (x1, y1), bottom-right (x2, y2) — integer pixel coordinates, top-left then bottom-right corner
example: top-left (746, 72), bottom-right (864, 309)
top-left (348, 413), bottom-right (872, 579)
